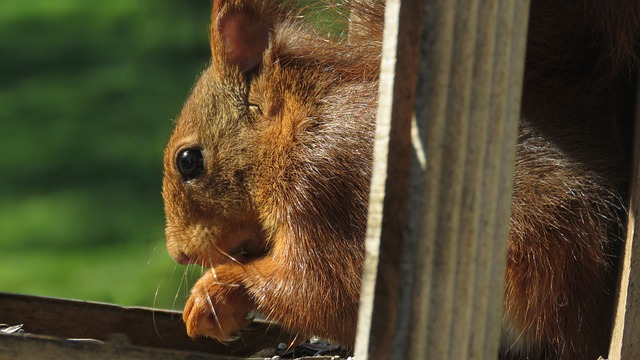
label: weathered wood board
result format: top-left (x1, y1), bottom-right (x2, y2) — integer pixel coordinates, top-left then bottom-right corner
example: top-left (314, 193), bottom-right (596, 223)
top-left (0, 292), bottom-right (297, 360)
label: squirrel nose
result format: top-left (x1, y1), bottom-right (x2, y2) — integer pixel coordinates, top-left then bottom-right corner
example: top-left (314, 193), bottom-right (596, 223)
top-left (177, 252), bottom-right (194, 265)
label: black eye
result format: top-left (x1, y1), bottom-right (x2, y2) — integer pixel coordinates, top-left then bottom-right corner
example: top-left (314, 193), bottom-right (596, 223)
top-left (176, 149), bottom-right (204, 181)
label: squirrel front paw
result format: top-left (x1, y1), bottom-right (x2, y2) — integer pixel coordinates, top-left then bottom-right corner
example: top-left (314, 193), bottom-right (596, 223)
top-left (183, 268), bottom-right (255, 342)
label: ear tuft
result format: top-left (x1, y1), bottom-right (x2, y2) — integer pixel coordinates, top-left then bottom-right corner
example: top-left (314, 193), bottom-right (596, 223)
top-left (211, 2), bottom-right (271, 74)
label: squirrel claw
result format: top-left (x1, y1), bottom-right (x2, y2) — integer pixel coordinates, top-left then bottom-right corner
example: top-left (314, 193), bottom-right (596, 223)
top-left (182, 270), bottom-right (253, 342)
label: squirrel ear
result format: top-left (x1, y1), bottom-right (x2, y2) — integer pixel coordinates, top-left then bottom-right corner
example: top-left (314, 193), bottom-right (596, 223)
top-left (210, 0), bottom-right (271, 74)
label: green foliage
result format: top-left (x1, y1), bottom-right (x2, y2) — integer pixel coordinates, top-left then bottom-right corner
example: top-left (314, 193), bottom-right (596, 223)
top-left (0, 0), bottom-right (210, 308)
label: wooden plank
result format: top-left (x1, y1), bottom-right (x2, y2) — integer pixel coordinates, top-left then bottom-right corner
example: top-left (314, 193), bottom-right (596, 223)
top-left (354, 0), bottom-right (422, 358)
top-left (0, 292), bottom-right (295, 359)
top-left (608, 80), bottom-right (640, 360)
top-left (0, 334), bottom-right (239, 360)
top-left (0, 334), bottom-right (339, 360)
top-left (405, 1), bottom-right (529, 358)
top-left (355, 0), bottom-right (530, 359)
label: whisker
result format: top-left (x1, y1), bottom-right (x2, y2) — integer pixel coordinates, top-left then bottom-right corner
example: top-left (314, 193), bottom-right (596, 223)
top-left (205, 293), bottom-right (225, 336)
top-left (208, 267), bottom-right (241, 287)
top-left (150, 249), bottom-right (173, 340)
top-left (286, 332), bottom-right (302, 353)
top-left (173, 264), bottom-right (189, 310)
top-left (152, 275), bottom-right (163, 322)
top-left (211, 241), bottom-right (245, 267)
top-left (211, 281), bottom-right (241, 288)
top-left (210, 266), bottom-right (219, 281)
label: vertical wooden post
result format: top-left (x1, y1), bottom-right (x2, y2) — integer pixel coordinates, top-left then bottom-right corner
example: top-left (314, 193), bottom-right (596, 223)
top-left (354, 0), bottom-right (422, 358)
top-left (355, 0), bottom-right (530, 358)
top-left (608, 80), bottom-right (640, 360)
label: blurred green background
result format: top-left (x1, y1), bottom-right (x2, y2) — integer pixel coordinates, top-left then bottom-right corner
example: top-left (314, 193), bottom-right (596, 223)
top-left (0, 0), bottom-right (211, 309)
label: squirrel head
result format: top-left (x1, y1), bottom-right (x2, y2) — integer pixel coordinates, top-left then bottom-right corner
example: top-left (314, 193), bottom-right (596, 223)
top-left (162, 0), bottom-right (280, 266)
top-left (162, 0), bottom-right (378, 269)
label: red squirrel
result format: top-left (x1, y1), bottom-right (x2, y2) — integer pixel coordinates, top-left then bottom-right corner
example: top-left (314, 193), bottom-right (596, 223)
top-left (162, 0), bottom-right (639, 359)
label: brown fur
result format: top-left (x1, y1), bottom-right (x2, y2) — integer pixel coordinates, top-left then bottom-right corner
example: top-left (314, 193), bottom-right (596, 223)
top-left (502, 1), bottom-right (638, 359)
top-left (162, 0), bottom-right (639, 358)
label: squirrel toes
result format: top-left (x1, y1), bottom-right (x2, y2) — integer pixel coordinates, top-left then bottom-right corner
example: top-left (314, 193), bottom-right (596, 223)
top-left (162, 0), bottom-right (639, 359)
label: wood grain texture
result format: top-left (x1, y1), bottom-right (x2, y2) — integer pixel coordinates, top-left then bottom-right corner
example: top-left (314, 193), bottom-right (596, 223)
top-left (608, 80), bottom-right (640, 360)
top-left (355, 0), bottom-right (530, 358)
top-left (407, 1), bottom-right (529, 358)
top-left (0, 292), bottom-right (294, 359)
top-left (354, 0), bottom-right (421, 358)
top-left (0, 335), bottom-right (238, 360)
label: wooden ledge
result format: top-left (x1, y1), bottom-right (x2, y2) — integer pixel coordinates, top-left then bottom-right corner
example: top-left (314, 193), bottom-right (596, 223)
top-left (0, 292), bottom-right (298, 359)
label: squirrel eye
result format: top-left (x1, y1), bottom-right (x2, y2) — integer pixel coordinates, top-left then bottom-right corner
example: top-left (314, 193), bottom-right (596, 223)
top-left (176, 149), bottom-right (204, 181)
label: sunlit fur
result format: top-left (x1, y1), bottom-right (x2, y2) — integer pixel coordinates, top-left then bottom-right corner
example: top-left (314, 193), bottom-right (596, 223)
top-left (163, 0), bottom-right (381, 346)
top-left (162, 0), bottom-right (639, 359)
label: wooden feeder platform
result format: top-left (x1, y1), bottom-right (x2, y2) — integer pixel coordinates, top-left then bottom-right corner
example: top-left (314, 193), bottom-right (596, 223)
top-left (0, 292), bottom-right (336, 360)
